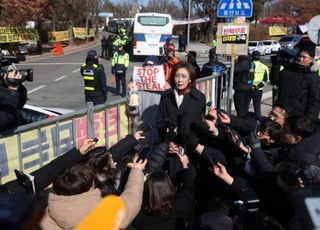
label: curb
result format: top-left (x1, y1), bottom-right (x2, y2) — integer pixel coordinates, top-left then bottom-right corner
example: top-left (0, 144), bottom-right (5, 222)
top-left (23, 39), bottom-right (101, 63)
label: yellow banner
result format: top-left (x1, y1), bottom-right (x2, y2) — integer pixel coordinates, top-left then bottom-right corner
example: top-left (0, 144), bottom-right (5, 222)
top-left (88, 28), bottom-right (95, 37)
top-left (48, 31), bottom-right (69, 42)
top-left (0, 27), bottom-right (39, 43)
top-left (269, 26), bottom-right (288, 36)
top-left (73, 27), bottom-right (87, 39)
top-left (0, 104), bottom-right (129, 184)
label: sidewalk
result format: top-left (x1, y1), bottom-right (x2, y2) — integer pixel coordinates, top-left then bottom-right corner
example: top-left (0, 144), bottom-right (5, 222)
top-left (175, 41), bottom-right (212, 61)
top-left (24, 38), bottom-right (100, 63)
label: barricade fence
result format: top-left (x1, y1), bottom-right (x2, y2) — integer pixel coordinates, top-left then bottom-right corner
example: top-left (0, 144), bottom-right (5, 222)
top-left (0, 73), bottom-right (228, 184)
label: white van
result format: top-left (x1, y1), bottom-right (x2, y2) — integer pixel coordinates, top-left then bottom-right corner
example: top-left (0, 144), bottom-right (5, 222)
top-left (132, 13), bottom-right (173, 56)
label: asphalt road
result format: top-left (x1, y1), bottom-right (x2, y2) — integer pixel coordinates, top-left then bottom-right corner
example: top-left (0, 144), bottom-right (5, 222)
top-left (15, 41), bottom-right (273, 113)
top-left (16, 43), bottom-right (144, 110)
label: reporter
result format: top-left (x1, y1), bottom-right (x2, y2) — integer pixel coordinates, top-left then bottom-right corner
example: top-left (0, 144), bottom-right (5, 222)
top-left (0, 70), bottom-right (27, 131)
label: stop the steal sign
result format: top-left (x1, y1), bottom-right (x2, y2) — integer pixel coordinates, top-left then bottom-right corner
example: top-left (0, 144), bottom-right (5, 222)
top-left (133, 65), bottom-right (165, 91)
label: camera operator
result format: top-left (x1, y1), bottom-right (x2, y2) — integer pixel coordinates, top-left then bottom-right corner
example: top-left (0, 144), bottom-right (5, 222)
top-left (0, 69), bottom-right (27, 131)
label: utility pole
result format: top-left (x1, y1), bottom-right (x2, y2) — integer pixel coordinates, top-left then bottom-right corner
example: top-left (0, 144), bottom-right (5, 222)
top-left (85, 0), bottom-right (89, 40)
top-left (187, 0), bottom-right (191, 47)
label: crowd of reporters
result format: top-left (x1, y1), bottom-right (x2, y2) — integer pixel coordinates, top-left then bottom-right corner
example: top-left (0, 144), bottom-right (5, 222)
top-left (0, 41), bottom-right (320, 230)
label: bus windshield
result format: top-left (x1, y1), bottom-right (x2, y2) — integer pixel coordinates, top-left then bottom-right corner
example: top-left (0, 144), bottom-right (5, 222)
top-left (137, 16), bottom-right (169, 26)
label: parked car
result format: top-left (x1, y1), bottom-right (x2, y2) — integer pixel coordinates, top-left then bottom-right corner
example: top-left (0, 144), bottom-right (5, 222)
top-left (20, 104), bottom-right (74, 124)
top-left (262, 40), bottom-right (281, 54)
top-left (279, 34), bottom-right (302, 50)
top-left (248, 41), bottom-right (267, 55)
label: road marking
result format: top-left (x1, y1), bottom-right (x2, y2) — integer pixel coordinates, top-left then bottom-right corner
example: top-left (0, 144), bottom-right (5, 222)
top-left (72, 68), bottom-right (80, 73)
top-left (54, 75), bottom-right (67, 82)
top-left (16, 63), bottom-right (83, 66)
top-left (28, 85), bottom-right (46, 94)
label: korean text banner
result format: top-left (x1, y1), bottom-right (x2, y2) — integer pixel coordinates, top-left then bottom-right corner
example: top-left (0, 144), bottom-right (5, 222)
top-left (0, 27), bottom-right (39, 43)
top-left (269, 27), bottom-right (288, 36)
top-left (73, 27), bottom-right (87, 39)
top-left (0, 105), bottom-right (129, 184)
top-left (48, 31), bottom-right (69, 42)
top-left (132, 65), bottom-right (165, 91)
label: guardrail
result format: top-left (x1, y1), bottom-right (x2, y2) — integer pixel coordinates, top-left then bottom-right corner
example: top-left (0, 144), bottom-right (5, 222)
top-left (0, 73), bottom-right (227, 184)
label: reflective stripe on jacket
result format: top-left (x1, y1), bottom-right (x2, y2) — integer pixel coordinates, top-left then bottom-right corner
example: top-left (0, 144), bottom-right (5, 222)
top-left (81, 63), bottom-right (101, 93)
top-left (253, 60), bottom-right (269, 90)
top-left (112, 51), bottom-right (129, 74)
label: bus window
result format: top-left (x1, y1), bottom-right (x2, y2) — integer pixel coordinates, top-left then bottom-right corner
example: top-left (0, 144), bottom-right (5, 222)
top-left (137, 16), bottom-right (169, 26)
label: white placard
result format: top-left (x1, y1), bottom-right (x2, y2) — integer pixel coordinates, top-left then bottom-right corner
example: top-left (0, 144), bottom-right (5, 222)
top-left (132, 65), bottom-right (165, 91)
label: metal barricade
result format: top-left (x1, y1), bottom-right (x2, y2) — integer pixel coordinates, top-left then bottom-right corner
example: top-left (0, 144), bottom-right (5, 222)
top-left (0, 75), bottom-right (222, 184)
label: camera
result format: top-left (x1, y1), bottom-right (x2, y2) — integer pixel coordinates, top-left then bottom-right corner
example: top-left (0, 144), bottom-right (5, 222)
top-left (0, 55), bottom-right (33, 84)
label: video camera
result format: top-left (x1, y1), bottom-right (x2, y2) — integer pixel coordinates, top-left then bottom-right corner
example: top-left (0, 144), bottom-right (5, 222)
top-left (0, 55), bottom-right (33, 84)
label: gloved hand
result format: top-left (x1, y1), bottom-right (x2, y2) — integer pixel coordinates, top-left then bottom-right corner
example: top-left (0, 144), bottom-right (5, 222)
top-left (256, 82), bottom-right (265, 89)
top-left (248, 131), bottom-right (261, 150)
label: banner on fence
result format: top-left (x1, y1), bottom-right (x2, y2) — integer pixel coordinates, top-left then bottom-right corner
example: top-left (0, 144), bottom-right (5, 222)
top-left (0, 27), bottom-right (39, 43)
top-left (48, 31), bottom-right (69, 42)
top-left (73, 27), bottom-right (87, 39)
top-left (0, 104), bottom-right (129, 183)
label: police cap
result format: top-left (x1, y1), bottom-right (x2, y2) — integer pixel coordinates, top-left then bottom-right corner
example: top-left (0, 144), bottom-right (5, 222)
top-left (87, 50), bottom-right (97, 58)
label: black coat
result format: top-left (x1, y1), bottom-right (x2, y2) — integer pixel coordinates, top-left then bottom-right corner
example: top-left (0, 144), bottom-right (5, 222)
top-left (233, 56), bottom-right (253, 91)
top-left (157, 87), bottom-right (206, 140)
top-left (0, 84), bottom-right (27, 132)
top-left (277, 64), bottom-right (320, 119)
top-left (4, 148), bottom-right (84, 193)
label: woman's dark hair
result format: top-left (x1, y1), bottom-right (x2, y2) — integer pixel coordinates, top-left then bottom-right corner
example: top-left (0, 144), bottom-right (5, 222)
top-left (283, 116), bottom-right (315, 139)
top-left (258, 119), bottom-right (282, 143)
top-left (53, 164), bottom-right (94, 196)
top-left (169, 61), bottom-right (196, 88)
top-left (84, 147), bottom-right (117, 196)
top-left (144, 171), bottom-right (175, 216)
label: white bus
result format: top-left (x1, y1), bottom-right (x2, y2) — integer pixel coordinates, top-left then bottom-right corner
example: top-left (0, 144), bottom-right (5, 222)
top-left (132, 13), bottom-right (173, 56)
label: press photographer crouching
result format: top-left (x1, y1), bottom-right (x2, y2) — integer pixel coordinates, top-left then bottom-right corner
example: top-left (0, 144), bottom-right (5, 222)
top-left (0, 62), bottom-right (33, 132)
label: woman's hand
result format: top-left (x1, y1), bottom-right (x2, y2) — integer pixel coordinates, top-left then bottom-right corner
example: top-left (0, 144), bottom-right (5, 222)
top-left (204, 119), bottom-right (219, 135)
top-left (218, 112), bottom-right (231, 124)
top-left (168, 142), bottom-right (179, 155)
top-left (213, 162), bottom-right (234, 185)
top-left (78, 139), bottom-right (97, 155)
top-left (127, 155), bottom-right (147, 171)
top-left (177, 152), bottom-right (189, 169)
top-left (134, 131), bottom-right (146, 141)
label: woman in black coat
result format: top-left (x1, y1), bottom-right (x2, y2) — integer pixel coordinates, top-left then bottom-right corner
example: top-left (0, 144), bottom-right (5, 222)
top-left (157, 61), bottom-right (206, 151)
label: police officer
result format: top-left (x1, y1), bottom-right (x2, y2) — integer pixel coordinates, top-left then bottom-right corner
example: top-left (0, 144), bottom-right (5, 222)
top-left (100, 36), bottom-right (106, 58)
top-left (233, 55), bottom-right (254, 118)
top-left (250, 51), bottom-right (269, 119)
top-left (80, 50), bottom-right (108, 105)
top-left (112, 44), bottom-right (129, 97)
